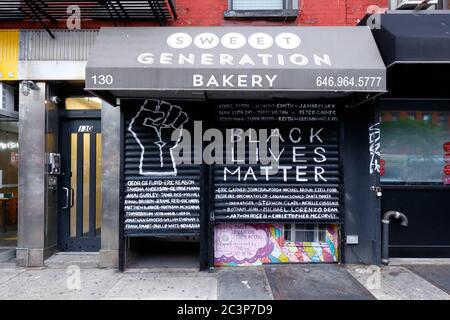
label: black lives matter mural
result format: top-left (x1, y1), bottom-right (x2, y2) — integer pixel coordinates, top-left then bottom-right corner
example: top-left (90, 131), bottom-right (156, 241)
top-left (123, 99), bottom-right (341, 234)
top-left (213, 102), bottom-right (341, 222)
top-left (123, 100), bottom-right (201, 235)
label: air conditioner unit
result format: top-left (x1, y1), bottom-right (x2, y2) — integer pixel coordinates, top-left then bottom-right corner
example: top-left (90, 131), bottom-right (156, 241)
top-left (396, 0), bottom-right (438, 9)
top-left (0, 83), bottom-right (15, 111)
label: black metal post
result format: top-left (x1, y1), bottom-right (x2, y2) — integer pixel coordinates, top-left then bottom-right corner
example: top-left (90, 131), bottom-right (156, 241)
top-left (0, 201), bottom-right (7, 233)
top-left (118, 103), bottom-right (125, 272)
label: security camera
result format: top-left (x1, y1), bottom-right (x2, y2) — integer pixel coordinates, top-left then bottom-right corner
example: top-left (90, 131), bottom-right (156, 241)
top-left (20, 81), bottom-right (38, 97)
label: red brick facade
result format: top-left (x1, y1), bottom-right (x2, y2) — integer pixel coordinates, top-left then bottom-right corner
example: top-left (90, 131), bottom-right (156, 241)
top-left (0, 0), bottom-right (388, 29)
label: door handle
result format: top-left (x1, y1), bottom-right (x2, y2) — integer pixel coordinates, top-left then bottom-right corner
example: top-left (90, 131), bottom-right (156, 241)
top-left (62, 187), bottom-right (70, 209)
top-left (370, 186), bottom-right (382, 197)
top-left (70, 187), bottom-right (75, 208)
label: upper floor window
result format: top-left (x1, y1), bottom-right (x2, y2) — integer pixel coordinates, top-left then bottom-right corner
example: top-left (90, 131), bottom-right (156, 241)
top-left (232, 0), bottom-right (284, 10)
top-left (225, 0), bottom-right (299, 20)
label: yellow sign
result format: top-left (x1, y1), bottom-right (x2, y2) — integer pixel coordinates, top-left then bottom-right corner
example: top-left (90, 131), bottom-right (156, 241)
top-left (0, 30), bottom-right (19, 81)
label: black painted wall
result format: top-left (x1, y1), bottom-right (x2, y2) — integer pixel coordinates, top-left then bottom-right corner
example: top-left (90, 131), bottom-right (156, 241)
top-left (343, 102), bottom-right (381, 265)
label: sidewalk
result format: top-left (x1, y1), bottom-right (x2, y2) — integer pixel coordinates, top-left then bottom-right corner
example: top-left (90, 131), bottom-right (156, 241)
top-left (0, 253), bottom-right (449, 300)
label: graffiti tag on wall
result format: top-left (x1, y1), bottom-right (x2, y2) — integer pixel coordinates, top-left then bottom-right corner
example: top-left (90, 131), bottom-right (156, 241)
top-left (369, 122), bottom-right (381, 175)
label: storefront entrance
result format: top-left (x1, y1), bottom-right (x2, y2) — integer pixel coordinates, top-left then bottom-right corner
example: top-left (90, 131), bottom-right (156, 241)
top-left (120, 99), bottom-right (342, 269)
top-left (122, 99), bottom-right (203, 268)
top-left (380, 100), bottom-right (450, 258)
top-left (59, 117), bottom-right (102, 251)
top-left (0, 120), bottom-right (18, 261)
top-left (85, 25), bottom-right (387, 268)
top-left (367, 13), bottom-right (450, 259)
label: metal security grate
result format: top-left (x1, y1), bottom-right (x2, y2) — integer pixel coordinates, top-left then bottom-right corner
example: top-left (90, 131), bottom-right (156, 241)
top-left (0, 0), bottom-right (177, 22)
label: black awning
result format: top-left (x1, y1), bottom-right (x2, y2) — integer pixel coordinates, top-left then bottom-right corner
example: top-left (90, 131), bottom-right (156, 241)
top-left (85, 26), bottom-right (386, 102)
top-left (369, 12), bottom-right (450, 67)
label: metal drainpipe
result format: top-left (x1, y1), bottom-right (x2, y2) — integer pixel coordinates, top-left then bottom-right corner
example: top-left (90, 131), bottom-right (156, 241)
top-left (382, 210), bottom-right (408, 265)
top-left (389, 0), bottom-right (398, 10)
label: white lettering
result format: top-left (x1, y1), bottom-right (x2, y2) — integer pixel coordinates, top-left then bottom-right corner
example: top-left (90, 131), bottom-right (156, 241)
top-left (260, 166), bottom-right (272, 181)
top-left (238, 54), bottom-right (256, 66)
top-left (310, 127), bottom-right (324, 143)
top-left (289, 128), bottom-right (302, 143)
top-left (238, 75), bottom-right (247, 87)
top-left (206, 75), bottom-right (219, 87)
top-left (224, 167), bottom-right (240, 181)
top-left (244, 167), bottom-right (257, 181)
top-left (167, 33), bottom-right (192, 49)
top-left (275, 32), bottom-right (301, 49)
top-left (252, 75), bottom-right (262, 87)
top-left (248, 32), bottom-right (273, 49)
top-left (257, 54), bottom-right (272, 65)
top-left (290, 54), bottom-right (309, 66)
top-left (265, 74), bottom-right (278, 88)
top-left (220, 54), bottom-right (233, 65)
top-left (192, 74), bottom-right (203, 87)
top-left (221, 32), bottom-right (246, 49)
top-left (279, 166), bottom-right (292, 182)
top-left (314, 147), bottom-right (327, 163)
top-left (223, 75), bottom-right (234, 87)
top-left (194, 33), bottom-right (219, 49)
top-left (137, 53), bottom-right (154, 64)
top-left (190, 74), bottom-right (278, 88)
top-left (293, 147), bottom-right (307, 163)
top-left (179, 53), bottom-right (195, 65)
top-left (201, 54), bottom-right (214, 65)
top-left (296, 166), bottom-right (308, 182)
top-left (315, 166), bottom-right (327, 182)
top-left (314, 54), bottom-right (331, 66)
top-left (160, 53), bottom-right (173, 64)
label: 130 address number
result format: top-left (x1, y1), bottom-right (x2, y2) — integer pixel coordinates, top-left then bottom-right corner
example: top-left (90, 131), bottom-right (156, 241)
top-left (91, 74), bottom-right (114, 85)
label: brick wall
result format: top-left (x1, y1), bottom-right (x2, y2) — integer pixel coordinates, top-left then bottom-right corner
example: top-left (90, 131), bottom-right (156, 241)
top-left (0, 0), bottom-right (389, 28)
top-left (172, 0), bottom-right (389, 26)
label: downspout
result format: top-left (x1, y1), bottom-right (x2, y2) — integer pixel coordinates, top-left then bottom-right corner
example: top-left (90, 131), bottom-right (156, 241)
top-left (382, 210), bottom-right (408, 265)
top-left (389, 0), bottom-right (398, 10)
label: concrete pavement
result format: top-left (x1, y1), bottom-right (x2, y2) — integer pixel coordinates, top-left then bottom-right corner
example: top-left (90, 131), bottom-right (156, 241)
top-left (346, 265), bottom-right (450, 300)
top-left (265, 264), bottom-right (374, 300)
top-left (0, 253), bottom-right (449, 300)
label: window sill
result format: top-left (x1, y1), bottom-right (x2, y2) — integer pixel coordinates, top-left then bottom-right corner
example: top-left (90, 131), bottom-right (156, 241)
top-left (224, 9), bottom-right (298, 20)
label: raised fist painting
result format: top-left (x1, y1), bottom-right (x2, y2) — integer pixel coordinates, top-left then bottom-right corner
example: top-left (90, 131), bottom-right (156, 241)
top-left (128, 99), bottom-right (188, 176)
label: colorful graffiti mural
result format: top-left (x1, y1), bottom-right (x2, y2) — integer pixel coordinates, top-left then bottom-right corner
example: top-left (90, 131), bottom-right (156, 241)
top-left (214, 224), bottom-right (339, 266)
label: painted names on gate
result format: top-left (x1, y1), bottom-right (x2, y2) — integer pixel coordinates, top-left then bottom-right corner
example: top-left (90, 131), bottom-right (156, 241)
top-left (124, 179), bottom-right (200, 231)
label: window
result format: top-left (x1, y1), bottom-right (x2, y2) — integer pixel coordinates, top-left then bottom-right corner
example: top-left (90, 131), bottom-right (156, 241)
top-left (225, 0), bottom-right (298, 19)
top-left (284, 224), bottom-right (327, 243)
top-left (380, 110), bottom-right (450, 184)
top-left (232, 0), bottom-right (284, 10)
